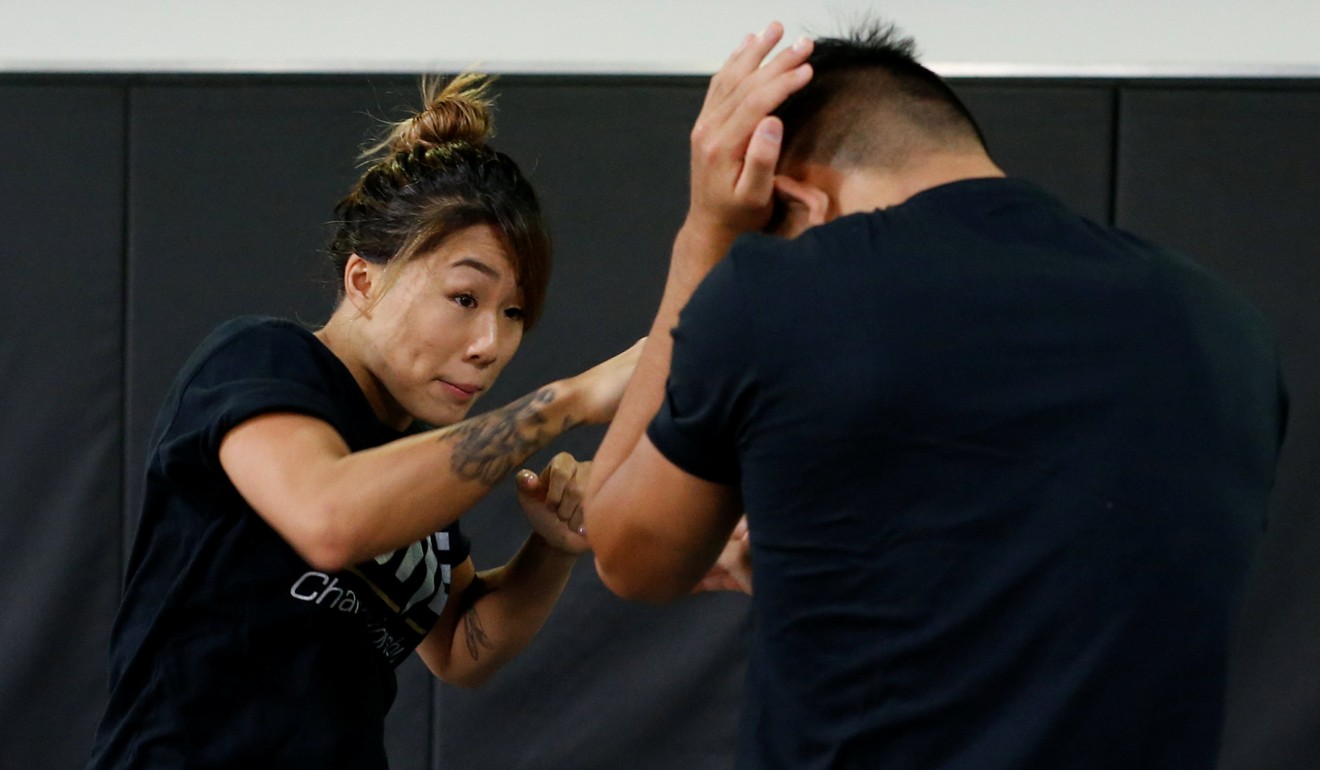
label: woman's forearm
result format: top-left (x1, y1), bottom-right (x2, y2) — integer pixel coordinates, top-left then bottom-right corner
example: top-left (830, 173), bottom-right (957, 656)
top-left (436, 534), bottom-right (578, 687)
top-left (317, 384), bottom-right (585, 567)
top-left (223, 380), bottom-right (586, 572)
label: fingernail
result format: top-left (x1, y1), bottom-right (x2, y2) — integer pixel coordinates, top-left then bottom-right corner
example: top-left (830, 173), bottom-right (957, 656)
top-left (576, 525), bottom-right (587, 536)
top-left (759, 122), bottom-right (782, 142)
top-left (793, 36), bottom-right (811, 52)
top-left (758, 23), bottom-right (772, 39)
top-left (517, 470), bottom-right (535, 486)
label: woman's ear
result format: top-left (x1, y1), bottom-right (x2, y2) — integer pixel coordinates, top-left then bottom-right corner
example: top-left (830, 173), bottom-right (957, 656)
top-left (342, 254), bottom-right (377, 314)
top-left (770, 175), bottom-right (831, 237)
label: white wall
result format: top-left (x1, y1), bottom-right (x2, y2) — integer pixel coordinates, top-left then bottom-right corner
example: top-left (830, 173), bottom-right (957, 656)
top-left (2, 0), bottom-right (1317, 76)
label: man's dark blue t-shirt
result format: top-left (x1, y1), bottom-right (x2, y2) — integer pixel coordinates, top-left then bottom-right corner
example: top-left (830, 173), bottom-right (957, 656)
top-left (648, 178), bottom-right (1288, 769)
top-left (88, 317), bottom-right (471, 770)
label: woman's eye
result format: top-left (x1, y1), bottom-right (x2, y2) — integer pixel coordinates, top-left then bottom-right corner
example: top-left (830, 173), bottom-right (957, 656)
top-left (453, 293), bottom-right (477, 309)
top-left (505, 307), bottom-right (526, 322)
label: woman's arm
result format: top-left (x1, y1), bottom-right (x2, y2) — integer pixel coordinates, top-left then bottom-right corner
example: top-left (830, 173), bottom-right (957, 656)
top-left (218, 344), bottom-right (636, 572)
top-left (413, 541), bottom-right (573, 687)
top-left (415, 453), bottom-right (592, 687)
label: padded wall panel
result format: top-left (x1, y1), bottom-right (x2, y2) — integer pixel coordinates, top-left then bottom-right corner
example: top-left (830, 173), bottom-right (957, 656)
top-left (2, 72), bottom-right (1311, 770)
top-left (0, 85), bottom-right (125, 769)
top-left (429, 79), bottom-right (754, 770)
top-left (1116, 86), bottom-right (1320, 770)
top-left (124, 79), bottom-right (438, 770)
top-left (952, 83), bottom-right (1115, 222)
top-left (125, 79), bottom-right (407, 541)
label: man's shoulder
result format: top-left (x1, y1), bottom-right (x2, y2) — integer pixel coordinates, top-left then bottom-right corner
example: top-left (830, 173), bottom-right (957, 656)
top-left (728, 215), bottom-right (878, 268)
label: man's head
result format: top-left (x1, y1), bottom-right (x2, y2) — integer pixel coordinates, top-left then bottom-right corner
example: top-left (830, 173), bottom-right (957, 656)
top-left (767, 20), bottom-right (999, 236)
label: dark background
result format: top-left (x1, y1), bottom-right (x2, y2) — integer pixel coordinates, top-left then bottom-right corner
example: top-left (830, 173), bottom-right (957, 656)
top-left (1, 74), bottom-right (1316, 769)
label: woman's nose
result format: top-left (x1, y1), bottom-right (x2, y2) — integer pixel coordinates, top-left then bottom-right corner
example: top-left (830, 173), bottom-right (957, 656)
top-left (464, 314), bottom-right (501, 364)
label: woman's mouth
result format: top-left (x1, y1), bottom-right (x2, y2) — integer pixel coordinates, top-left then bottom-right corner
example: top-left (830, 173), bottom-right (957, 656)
top-left (439, 380), bottom-right (482, 401)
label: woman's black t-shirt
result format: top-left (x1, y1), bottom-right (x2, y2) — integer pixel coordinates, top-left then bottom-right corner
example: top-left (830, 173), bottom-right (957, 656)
top-left (88, 317), bottom-right (470, 769)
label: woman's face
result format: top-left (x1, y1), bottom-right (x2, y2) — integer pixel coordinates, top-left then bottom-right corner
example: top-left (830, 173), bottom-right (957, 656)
top-left (360, 224), bottom-right (526, 428)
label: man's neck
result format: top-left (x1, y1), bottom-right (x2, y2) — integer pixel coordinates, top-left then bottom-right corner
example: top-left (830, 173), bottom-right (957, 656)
top-left (835, 152), bottom-right (1006, 214)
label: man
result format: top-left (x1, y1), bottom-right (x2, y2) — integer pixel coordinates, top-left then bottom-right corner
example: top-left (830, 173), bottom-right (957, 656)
top-left (584, 19), bottom-right (1288, 770)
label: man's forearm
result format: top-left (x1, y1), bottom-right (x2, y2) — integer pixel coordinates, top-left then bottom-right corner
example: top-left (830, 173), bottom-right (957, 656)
top-left (587, 223), bottom-right (734, 501)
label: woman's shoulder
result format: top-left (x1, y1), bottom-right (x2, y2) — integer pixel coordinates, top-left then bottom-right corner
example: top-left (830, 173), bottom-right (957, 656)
top-left (153, 317), bottom-right (348, 422)
top-left (154, 315), bottom-right (366, 449)
top-left (183, 316), bottom-right (324, 376)
top-left (203, 315), bottom-right (317, 352)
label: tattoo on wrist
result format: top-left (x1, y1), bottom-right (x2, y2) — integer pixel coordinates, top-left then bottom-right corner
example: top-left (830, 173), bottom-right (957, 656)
top-left (439, 388), bottom-right (559, 484)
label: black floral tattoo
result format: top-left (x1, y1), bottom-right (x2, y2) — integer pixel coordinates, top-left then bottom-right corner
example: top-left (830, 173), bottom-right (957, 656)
top-left (438, 388), bottom-right (559, 484)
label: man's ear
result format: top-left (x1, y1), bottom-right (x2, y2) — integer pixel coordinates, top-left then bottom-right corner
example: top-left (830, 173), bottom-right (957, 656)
top-left (771, 175), bottom-right (831, 233)
top-left (342, 254), bottom-right (378, 314)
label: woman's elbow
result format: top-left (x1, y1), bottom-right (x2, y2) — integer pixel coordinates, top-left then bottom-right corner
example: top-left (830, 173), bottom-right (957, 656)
top-left (286, 501), bottom-right (361, 573)
top-left (439, 666), bottom-right (494, 690)
top-left (424, 650), bottom-right (498, 690)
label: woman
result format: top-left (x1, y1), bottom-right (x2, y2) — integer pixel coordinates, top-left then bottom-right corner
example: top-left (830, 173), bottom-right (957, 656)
top-left (87, 74), bottom-right (639, 769)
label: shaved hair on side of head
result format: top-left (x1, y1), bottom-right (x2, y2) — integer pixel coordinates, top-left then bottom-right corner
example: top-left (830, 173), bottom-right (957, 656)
top-left (774, 20), bottom-right (989, 171)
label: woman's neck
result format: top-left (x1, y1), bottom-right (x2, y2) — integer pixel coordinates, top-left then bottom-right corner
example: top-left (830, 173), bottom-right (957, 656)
top-left (314, 312), bottom-right (412, 431)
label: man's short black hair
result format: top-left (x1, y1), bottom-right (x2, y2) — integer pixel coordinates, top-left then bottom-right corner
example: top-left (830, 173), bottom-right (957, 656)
top-left (774, 20), bottom-right (988, 169)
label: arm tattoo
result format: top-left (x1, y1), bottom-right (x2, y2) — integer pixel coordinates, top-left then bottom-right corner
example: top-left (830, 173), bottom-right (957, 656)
top-left (456, 575), bottom-right (495, 661)
top-left (438, 387), bottom-right (564, 485)
top-left (462, 606), bottom-right (492, 661)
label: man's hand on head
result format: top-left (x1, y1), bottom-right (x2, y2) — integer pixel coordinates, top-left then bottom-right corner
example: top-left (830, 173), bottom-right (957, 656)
top-left (686, 21), bottom-right (813, 244)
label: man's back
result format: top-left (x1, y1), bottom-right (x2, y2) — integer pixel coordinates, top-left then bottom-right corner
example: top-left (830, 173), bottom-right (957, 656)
top-left (651, 177), bottom-right (1287, 768)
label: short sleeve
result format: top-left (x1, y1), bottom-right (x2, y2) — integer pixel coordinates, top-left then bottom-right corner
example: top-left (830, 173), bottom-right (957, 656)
top-left (646, 238), bottom-right (764, 485)
top-left (163, 320), bottom-right (347, 474)
top-left (437, 520), bottom-right (472, 567)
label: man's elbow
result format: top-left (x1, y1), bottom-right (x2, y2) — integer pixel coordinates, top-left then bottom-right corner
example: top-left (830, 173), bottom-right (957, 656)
top-left (593, 555), bottom-right (689, 604)
top-left (587, 477), bottom-right (696, 603)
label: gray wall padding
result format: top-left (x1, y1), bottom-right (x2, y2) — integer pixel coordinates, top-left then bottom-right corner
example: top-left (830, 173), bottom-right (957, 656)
top-left (0, 85), bottom-right (126, 770)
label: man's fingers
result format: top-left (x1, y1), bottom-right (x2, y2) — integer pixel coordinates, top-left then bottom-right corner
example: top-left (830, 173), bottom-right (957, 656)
top-left (708, 22), bottom-right (786, 106)
top-left (708, 33), bottom-right (812, 124)
top-left (758, 34), bottom-right (813, 80)
top-left (725, 60), bottom-right (812, 146)
top-left (724, 33), bottom-right (756, 66)
top-left (701, 31), bottom-right (811, 143)
top-left (735, 116), bottom-right (783, 202)
top-left (698, 59), bottom-right (812, 199)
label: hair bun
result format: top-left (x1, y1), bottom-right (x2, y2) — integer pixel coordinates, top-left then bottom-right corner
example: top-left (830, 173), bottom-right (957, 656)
top-left (367, 73), bottom-right (496, 159)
